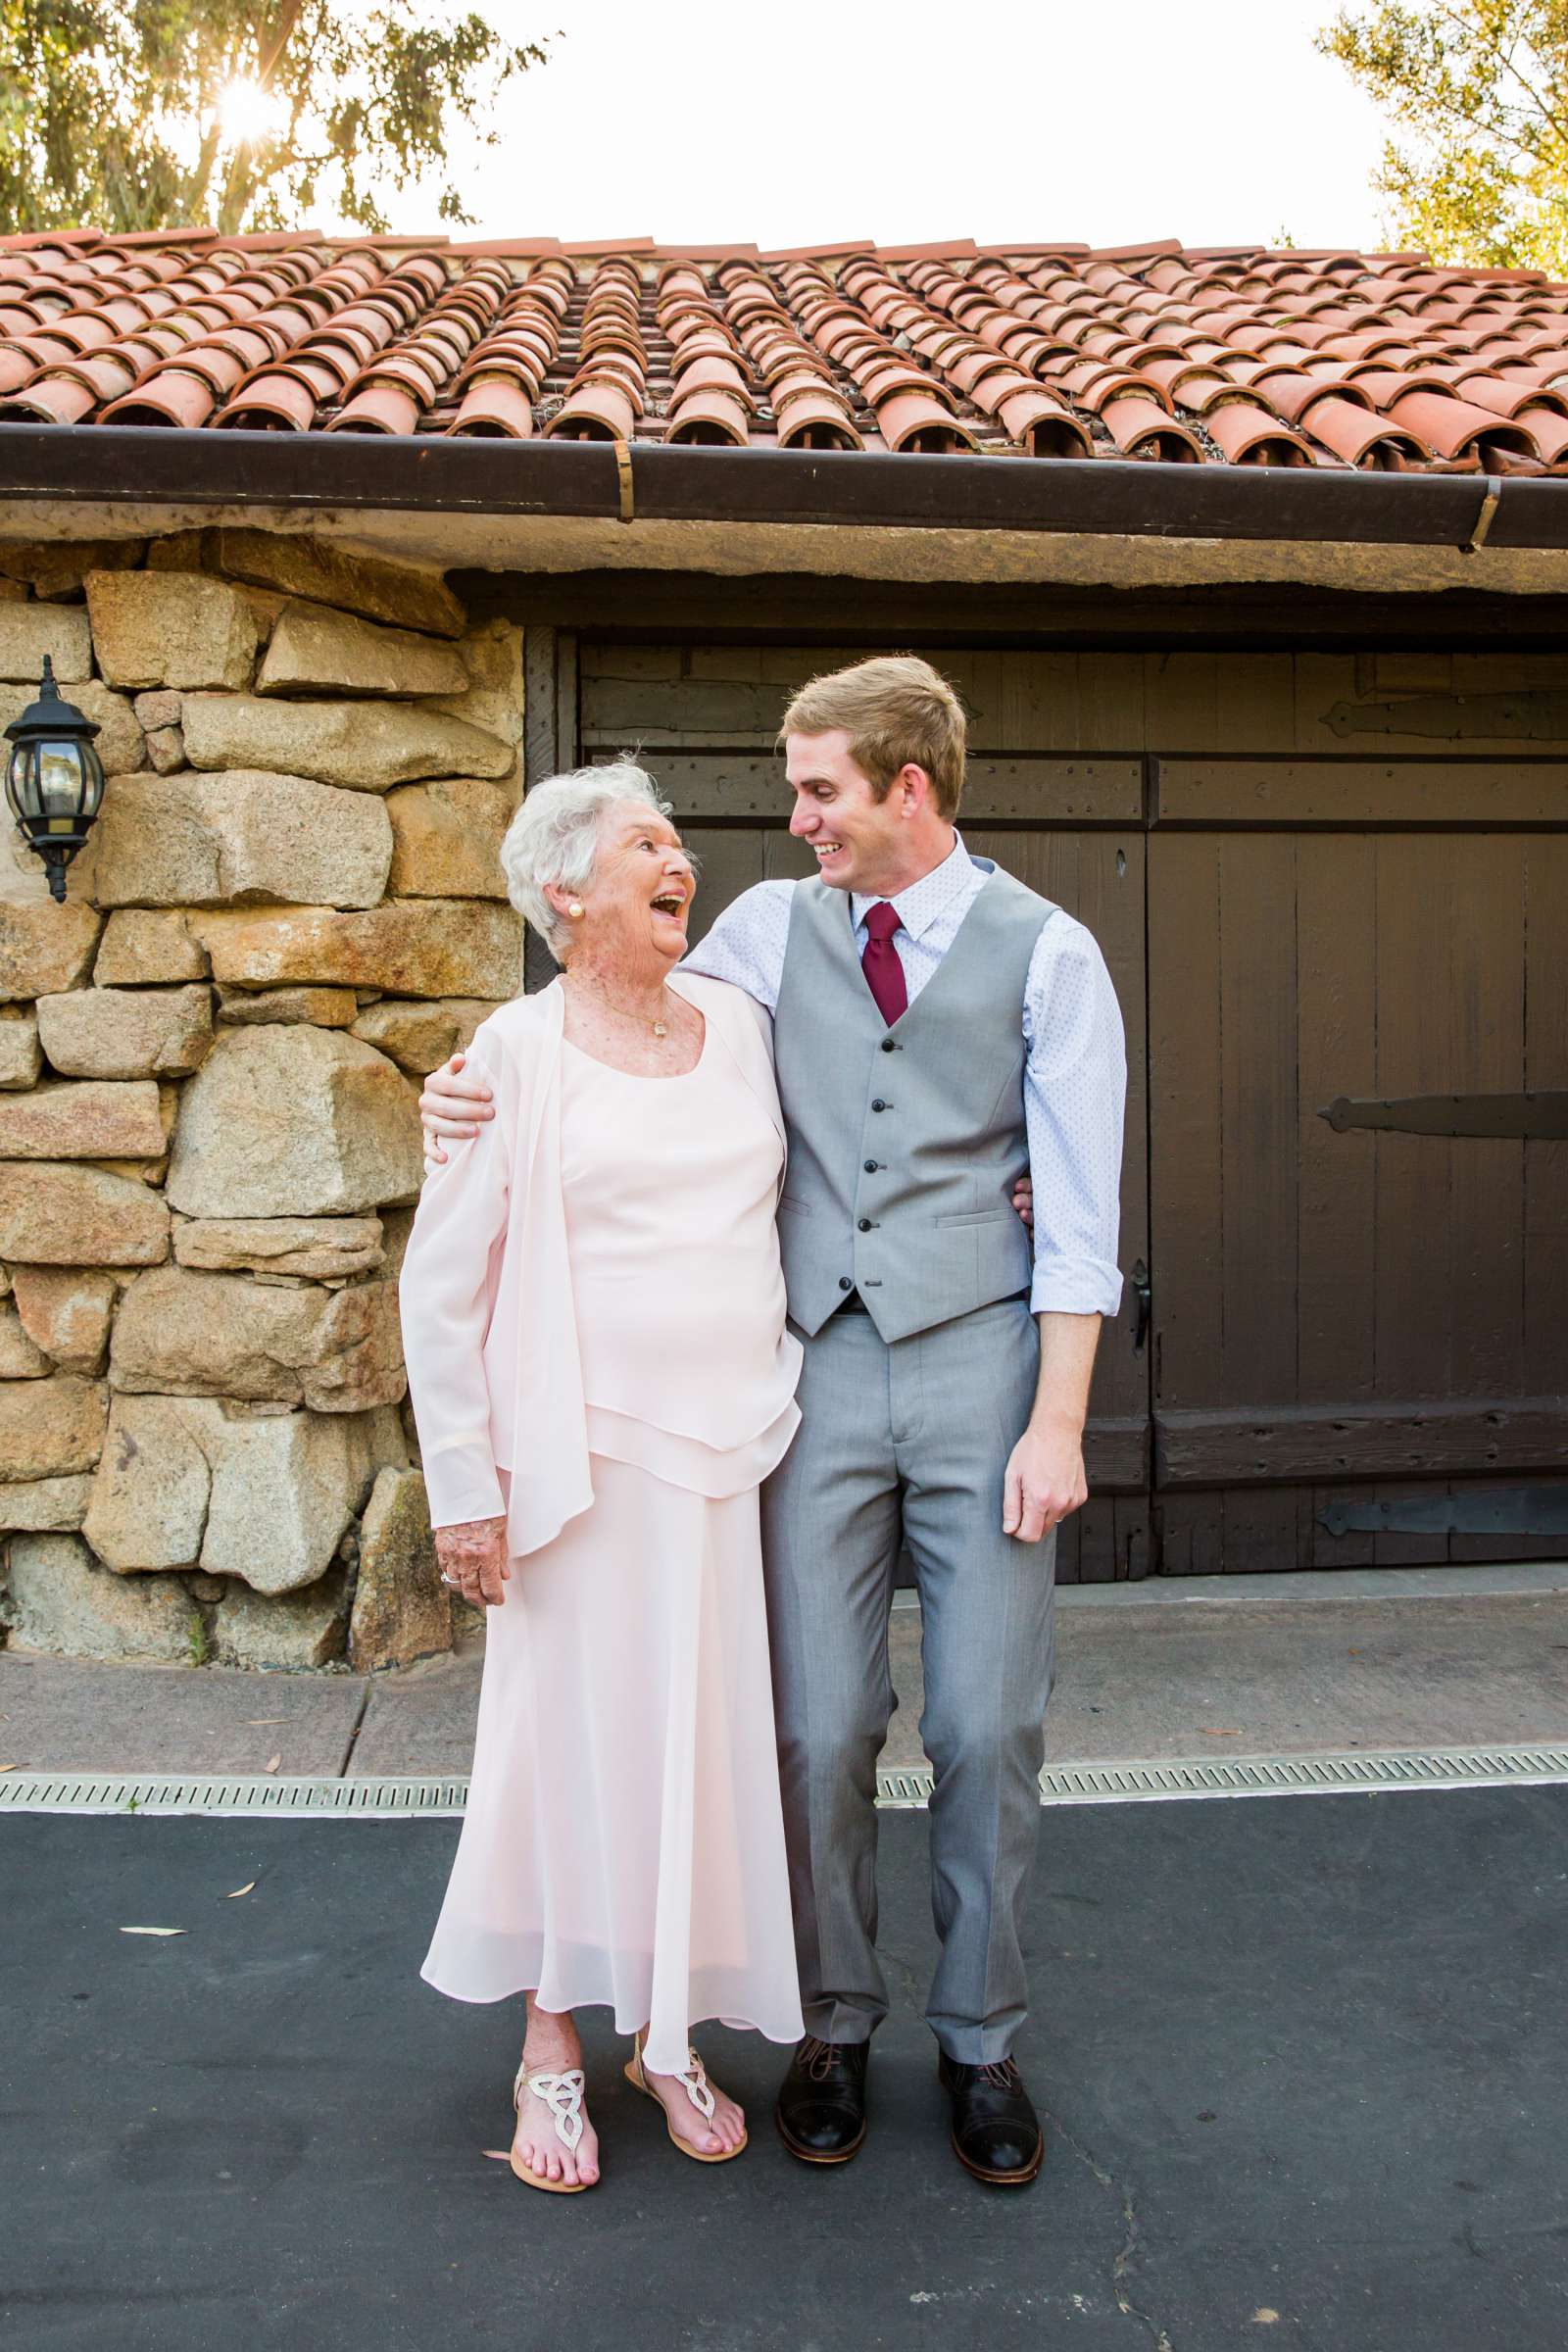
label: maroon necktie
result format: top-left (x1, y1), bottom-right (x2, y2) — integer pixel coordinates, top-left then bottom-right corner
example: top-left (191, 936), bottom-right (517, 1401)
top-left (861, 901), bottom-right (907, 1026)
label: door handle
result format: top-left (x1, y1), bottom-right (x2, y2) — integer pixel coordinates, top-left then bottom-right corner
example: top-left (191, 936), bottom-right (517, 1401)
top-left (1130, 1259), bottom-right (1151, 1355)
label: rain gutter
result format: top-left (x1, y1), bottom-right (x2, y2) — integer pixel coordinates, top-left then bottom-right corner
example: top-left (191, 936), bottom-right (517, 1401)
top-left (0, 424), bottom-right (1562, 552)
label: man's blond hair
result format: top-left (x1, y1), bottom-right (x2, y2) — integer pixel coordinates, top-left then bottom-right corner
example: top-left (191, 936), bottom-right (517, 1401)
top-left (778, 656), bottom-right (966, 821)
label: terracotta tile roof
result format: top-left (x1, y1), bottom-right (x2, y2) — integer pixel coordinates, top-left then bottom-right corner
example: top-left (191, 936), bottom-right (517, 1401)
top-left (4, 229), bottom-right (1568, 471)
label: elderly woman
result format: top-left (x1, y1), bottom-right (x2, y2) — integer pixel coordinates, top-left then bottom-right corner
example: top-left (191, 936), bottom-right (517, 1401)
top-left (399, 762), bottom-right (805, 2195)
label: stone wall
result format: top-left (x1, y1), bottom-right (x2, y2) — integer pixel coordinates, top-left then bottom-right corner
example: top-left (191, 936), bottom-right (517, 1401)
top-left (0, 528), bottom-right (523, 1672)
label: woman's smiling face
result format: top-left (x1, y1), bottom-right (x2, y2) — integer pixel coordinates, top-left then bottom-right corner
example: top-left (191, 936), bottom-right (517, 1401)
top-left (564, 800), bottom-right (697, 969)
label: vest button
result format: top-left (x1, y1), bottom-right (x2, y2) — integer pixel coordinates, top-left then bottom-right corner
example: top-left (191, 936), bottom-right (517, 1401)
top-left (858, 1218), bottom-right (873, 1232)
top-left (863, 1159), bottom-right (878, 1174)
top-left (838, 1276), bottom-right (853, 1292)
top-left (880, 1038), bottom-right (896, 1053)
top-left (870, 1099), bottom-right (886, 1113)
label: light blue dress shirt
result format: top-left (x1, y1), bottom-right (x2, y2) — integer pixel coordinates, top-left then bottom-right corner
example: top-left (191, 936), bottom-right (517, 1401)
top-left (681, 833), bottom-right (1127, 1318)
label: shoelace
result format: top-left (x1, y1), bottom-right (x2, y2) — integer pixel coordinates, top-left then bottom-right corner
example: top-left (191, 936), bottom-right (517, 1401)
top-left (970, 2060), bottom-right (1023, 2093)
top-left (800, 2035), bottom-right (847, 2082)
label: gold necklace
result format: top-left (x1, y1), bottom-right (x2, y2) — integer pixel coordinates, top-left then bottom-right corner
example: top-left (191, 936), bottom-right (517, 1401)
top-left (565, 972), bottom-right (671, 1039)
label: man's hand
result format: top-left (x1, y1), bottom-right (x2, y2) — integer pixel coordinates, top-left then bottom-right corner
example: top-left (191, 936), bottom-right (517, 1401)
top-left (419, 1051), bottom-right (495, 1168)
top-left (1011, 1173), bottom-right (1034, 1231)
top-left (1003, 1411), bottom-right (1088, 1544)
top-left (435, 1514), bottom-right (509, 1607)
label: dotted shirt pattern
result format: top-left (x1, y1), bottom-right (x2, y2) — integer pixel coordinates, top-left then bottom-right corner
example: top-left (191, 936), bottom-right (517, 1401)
top-left (681, 834), bottom-right (1126, 1318)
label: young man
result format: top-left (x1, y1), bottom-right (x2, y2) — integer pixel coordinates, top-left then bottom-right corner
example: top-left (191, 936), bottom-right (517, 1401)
top-left (420, 657), bottom-right (1126, 2186)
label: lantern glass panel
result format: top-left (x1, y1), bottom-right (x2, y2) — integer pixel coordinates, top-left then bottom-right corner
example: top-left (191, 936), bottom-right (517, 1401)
top-left (38, 744), bottom-right (81, 819)
top-left (5, 742), bottom-right (36, 823)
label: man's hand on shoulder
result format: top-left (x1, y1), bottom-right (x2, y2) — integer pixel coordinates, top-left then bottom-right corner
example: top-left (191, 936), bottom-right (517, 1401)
top-left (419, 1050), bottom-right (495, 1168)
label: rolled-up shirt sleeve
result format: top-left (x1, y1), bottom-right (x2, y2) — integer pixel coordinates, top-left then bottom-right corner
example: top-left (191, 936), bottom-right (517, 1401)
top-left (1022, 914), bottom-right (1127, 1318)
top-left (397, 1031), bottom-right (513, 1529)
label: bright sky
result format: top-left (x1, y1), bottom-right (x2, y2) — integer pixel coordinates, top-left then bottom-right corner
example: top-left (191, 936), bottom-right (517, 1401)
top-left (371, 0), bottom-right (1395, 256)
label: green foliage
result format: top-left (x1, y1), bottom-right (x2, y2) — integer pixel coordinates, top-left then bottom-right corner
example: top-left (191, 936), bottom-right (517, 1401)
top-left (1319, 2), bottom-right (1568, 270)
top-left (186, 1605), bottom-right (210, 1667)
top-left (0, 0), bottom-right (551, 236)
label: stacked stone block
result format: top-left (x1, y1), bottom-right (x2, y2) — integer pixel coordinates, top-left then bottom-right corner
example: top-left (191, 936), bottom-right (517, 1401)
top-left (0, 530), bottom-right (522, 1671)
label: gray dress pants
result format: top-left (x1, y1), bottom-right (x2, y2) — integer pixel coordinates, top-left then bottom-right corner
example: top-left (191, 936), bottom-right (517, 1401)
top-left (760, 1293), bottom-right (1055, 2065)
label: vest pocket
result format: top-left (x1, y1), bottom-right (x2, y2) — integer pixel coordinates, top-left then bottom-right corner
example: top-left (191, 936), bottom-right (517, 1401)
top-left (935, 1206), bottom-right (1013, 1230)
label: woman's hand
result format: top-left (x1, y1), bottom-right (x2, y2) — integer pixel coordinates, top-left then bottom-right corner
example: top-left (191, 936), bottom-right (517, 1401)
top-left (435, 1515), bottom-right (510, 1607)
top-left (419, 1051), bottom-right (496, 1168)
top-left (1011, 1173), bottom-right (1034, 1230)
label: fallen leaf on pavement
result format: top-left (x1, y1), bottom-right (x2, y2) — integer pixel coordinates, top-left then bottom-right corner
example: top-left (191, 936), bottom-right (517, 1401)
top-left (1200, 1728), bottom-right (1243, 1738)
top-left (264, 1755), bottom-right (280, 1773)
top-left (0, 1763), bottom-right (18, 1773)
top-left (1252, 2313), bottom-right (1280, 2327)
top-left (245, 1718), bottom-right (287, 1727)
top-left (121, 1926), bottom-right (186, 1937)
top-left (227, 1883), bottom-right (256, 1899)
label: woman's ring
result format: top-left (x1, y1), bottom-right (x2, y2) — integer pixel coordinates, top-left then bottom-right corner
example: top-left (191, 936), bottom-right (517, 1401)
top-left (439, 1571), bottom-right (458, 1588)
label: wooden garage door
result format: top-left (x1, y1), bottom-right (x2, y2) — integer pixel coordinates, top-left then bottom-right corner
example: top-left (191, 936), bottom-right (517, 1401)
top-left (579, 646), bottom-right (1153, 1584)
top-left (1149, 805), bottom-right (1568, 1571)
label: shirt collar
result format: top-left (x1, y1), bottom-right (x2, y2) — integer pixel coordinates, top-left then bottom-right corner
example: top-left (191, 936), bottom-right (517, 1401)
top-left (852, 830), bottom-right (978, 942)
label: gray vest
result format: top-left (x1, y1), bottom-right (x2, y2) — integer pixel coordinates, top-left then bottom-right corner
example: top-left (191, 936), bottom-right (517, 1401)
top-left (772, 860), bottom-right (1055, 1344)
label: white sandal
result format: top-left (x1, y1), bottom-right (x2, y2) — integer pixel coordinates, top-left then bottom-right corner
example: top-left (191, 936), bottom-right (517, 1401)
top-left (624, 2036), bottom-right (748, 2165)
top-left (510, 2061), bottom-right (595, 2193)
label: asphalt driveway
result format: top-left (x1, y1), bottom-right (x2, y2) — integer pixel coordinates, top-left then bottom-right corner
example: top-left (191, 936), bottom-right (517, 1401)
top-left (5, 1785), bottom-right (1567, 2351)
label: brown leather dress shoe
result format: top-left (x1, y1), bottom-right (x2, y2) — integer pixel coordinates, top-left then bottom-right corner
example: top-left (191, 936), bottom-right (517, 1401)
top-left (775, 2036), bottom-right (870, 2165)
top-left (938, 2054), bottom-right (1044, 2186)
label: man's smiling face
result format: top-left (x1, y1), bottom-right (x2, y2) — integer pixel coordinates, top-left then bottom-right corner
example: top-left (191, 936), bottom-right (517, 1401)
top-left (785, 728), bottom-right (919, 898)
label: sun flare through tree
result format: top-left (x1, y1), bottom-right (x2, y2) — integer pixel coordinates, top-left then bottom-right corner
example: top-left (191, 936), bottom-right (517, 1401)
top-left (0, 0), bottom-right (552, 237)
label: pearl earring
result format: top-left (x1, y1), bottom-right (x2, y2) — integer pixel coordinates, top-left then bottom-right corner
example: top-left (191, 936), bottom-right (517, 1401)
top-left (567, 901), bottom-right (584, 919)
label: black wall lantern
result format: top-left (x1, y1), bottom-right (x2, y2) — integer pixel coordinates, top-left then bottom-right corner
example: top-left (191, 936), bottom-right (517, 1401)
top-left (4, 657), bottom-right (106, 903)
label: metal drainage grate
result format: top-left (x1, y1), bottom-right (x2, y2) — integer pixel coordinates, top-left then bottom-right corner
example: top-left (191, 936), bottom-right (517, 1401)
top-left (0, 1773), bottom-right (470, 1818)
top-left (4, 1746), bottom-right (1568, 1817)
top-left (1034, 1744), bottom-right (1568, 1805)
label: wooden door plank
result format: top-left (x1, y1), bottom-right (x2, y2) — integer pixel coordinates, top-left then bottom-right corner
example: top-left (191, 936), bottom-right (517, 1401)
top-left (1155, 760), bottom-right (1568, 826)
top-left (1156, 1494), bottom-right (1226, 1576)
top-left (1072, 1499), bottom-right (1120, 1584)
top-left (1156, 1396), bottom-right (1568, 1483)
top-left (1144, 652), bottom-right (1220, 750)
top-left (1447, 838), bottom-right (1526, 1405)
top-left (1217, 655), bottom-right (1296, 753)
top-left (1297, 835), bottom-right (1378, 1405)
top-left (1374, 837), bottom-right (1456, 1410)
top-left (990, 653), bottom-right (1080, 749)
top-left (643, 751), bottom-right (1142, 823)
top-left (1218, 834), bottom-right (1299, 1411)
top-left (1214, 1484), bottom-right (1308, 1576)
top-left (1523, 837), bottom-right (1568, 1404)
top-left (1077, 653), bottom-right (1144, 750)
top-left (1115, 1497), bottom-right (1153, 1581)
top-left (1148, 833), bottom-right (1224, 1410)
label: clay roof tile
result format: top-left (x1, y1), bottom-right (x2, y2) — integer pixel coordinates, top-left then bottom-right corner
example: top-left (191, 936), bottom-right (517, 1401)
top-left (11, 224), bottom-right (1568, 476)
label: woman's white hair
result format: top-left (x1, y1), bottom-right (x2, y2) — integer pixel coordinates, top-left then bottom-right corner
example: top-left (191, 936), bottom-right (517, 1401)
top-left (499, 760), bottom-right (673, 955)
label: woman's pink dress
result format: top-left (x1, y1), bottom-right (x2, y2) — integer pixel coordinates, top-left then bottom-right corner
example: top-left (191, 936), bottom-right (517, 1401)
top-left (418, 994), bottom-right (806, 2072)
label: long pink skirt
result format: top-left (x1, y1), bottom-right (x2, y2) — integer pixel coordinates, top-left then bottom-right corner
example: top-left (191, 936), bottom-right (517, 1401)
top-left (420, 1453), bottom-right (805, 2075)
